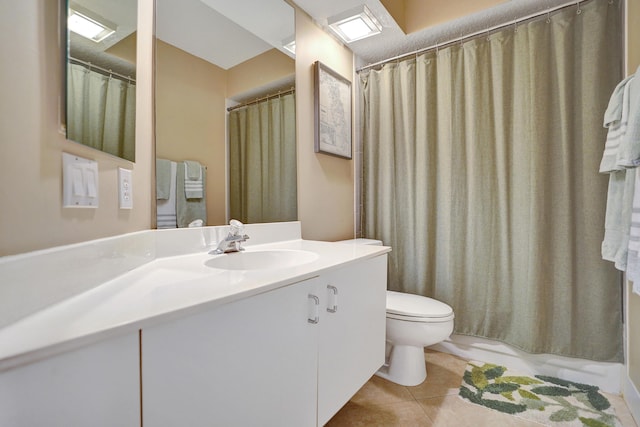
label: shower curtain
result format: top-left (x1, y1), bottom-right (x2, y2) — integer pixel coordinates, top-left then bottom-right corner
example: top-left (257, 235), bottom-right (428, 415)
top-left (360, 0), bottom-right (623, 362)
top-left (67, 63), bottom-right (136, 162)
top-left (228, 92), bottom-right (297, 223)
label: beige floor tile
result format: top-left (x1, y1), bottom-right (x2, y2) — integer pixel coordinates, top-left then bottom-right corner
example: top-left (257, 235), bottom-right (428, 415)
top-left (604, 392), bottom-right (639, 427)
top-left (329, 350), bottom-right (640, 427)
top-left (326, 400), bottom-right (433, 427)
top-left (418, 394), bottom-right (542, 427)
top-left (349, 374), bottom-right (415, 406)
top-left (406, 350), bottom-right (469, 400)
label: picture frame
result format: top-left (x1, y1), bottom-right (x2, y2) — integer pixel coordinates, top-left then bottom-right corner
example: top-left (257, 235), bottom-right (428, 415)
top-left (314, 61), bottom-right (352, 159)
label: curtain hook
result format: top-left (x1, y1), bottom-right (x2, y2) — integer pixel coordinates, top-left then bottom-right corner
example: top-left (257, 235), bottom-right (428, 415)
top-left (576, 1), bottom-right (582, 14)
top-left (513, 19), bottom-right (518, 33)
top-left (435, 40), bottom-right (439, 53)
top-left (546, 9), bottom-right (551, 23)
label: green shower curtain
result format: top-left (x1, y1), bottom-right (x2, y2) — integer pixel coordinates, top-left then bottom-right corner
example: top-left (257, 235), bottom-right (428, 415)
top-left (228, 92), bottom-right (297, 224)
top-left (67, 63), bottom-right (136, 162)
top-left (360, 0), bottom-right (623, 362)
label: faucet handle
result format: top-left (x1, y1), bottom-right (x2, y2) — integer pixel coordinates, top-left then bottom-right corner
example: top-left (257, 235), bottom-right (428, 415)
top-left (229, 219), bottom-right (244, 235)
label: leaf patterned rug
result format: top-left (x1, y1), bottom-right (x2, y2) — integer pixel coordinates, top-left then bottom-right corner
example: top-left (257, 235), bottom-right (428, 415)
top-left (458, 361), bottom-right (622, 427)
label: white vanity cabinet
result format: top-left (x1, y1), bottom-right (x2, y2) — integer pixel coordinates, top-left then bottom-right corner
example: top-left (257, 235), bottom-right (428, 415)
top-left (141, 276), bottom-right (320, 427)
top-left (315, 255), bottom-right (387, 425)
top-left (0, 332), bottom-right (140, 427)
top-left (142, 254), bottom-right (387, 427)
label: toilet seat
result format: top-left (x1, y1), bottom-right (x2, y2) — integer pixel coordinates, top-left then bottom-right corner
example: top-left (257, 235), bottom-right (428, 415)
top-left (386, 291), bottom-right (454, 323)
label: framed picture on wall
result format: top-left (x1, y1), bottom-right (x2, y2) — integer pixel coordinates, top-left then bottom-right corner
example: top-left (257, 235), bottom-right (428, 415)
top-left (314, 61), bottom-right (352, 159)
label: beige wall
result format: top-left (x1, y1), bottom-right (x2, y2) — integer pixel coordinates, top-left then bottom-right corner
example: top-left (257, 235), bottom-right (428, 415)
top-left (155, 41), bottom-right (227, 226)
top-left (106, 33), bottom-right (137, 64)
top-left (627, 0), bottom-right (640, 395)
top-left (227, 49), bottom-right (295, 99)
top-left (379, 0), bottom-right (406, 33)
top-left (0, 0), bottom-right (153, 257)
top-left (294, 7), bottom-right (355, 241)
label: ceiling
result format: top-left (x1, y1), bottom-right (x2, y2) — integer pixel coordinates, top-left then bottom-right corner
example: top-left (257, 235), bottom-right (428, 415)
top-left (292, 0), bottom-right (576, 68)
top-left (156, 0), bottom-right (294, 70)
top-left (73, 0), bottom-right (580, 77)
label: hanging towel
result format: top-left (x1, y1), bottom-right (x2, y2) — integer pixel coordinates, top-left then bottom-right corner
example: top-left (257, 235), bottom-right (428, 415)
top-left (156, 159), bottom-right (172, 200)
top-left (600, 75), bottom-right (634, 173)
top-left (600, 73), bottom-right (636, 270)
top-left (626, 170), bottom-right (640, 294)
top-left (156, 160), bottom-right (177, 229)
top-left (177, 162), bottom-right (206, 227)
top-left (616, 67), bottom-right (640, 168)
top-left (602, 169), bottom-right (636, 270)
top-left (184, 160), bottom-right (204, 199)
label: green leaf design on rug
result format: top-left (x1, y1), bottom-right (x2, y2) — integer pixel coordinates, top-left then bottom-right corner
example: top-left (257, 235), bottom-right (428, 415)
top-left (518, 389), bottom-right (541, 401)
top-left (531, 386), bottom-right (572, 397)
top-left (497, 376), bottom-right (544, 386)
top-left (483, 365), bottom-right (506, 380)
top-left (484, 383), bottom-right (519, 394)
top-left (549, 407), bottom-right (579, 422)
top-left (470, 366), bottom-right (489, 390)
top-left (586, 390), bottom-right (611, 411)
top-left (501, 390), bottom-right (515, 401)
top-left (580, 417), bottom-right (613, 427)
top-left (459, 361), bottom-right (622, 427)
top-left (537, 375), bottom-right (598, 392)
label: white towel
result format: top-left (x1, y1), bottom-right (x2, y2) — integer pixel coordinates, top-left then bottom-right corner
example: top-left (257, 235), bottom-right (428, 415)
top-left (601, 71), bottom-right (638, 270)
top-left (616, 69), bottom-right (640, 168)
top-left (626, 169), bottom-right (640, 295)
top-left (184, 160), bottom-right (204, 199)
top-left (600, 76), bottom-right (633, 173)
top-left (602, 169), bottom-right (635, 270)
top-left (157, 161), bottom-right (177, 229)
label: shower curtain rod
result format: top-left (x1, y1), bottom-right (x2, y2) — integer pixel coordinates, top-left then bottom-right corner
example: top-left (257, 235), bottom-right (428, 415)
top-left (69, 57), bottom-right (136, 83)
top-left (357, 0), bottom-right (593, 73)
top-left (227, 87), bottom-right (295, 112)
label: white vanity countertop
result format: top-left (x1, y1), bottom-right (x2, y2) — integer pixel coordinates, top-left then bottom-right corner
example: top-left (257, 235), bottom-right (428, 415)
top-left (0, 239), bottom-right (390, 371)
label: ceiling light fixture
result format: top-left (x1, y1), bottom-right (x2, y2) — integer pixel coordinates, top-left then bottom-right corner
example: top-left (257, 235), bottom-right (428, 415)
top-left (68, 8), bottom-right (116, 43)
top-left (328, 5), bottom-right (382, 43)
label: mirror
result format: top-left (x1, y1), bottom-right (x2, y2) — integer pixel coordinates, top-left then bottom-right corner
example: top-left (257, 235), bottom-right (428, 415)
top-left (155, 0), bottom-right (296, 227)
top-left (65, 0), bottom-right (137, 162)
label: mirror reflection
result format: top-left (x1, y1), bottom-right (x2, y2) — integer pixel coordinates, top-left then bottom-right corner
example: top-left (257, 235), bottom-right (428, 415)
top-left (65, 0), bottom-right (137, 162)
top-left (155, 0), bottom-right (296, 228)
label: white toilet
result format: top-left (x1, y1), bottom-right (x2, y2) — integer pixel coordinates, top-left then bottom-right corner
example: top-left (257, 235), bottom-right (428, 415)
top-left (339, 239), bottom-right (455, 386)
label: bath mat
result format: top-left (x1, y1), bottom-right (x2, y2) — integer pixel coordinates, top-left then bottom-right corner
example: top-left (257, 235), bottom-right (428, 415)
top-left (458, 361), bottom-right (621, 427)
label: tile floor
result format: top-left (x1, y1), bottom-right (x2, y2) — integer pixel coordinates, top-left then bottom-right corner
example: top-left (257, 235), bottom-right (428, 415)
top-left (326, 350), bottom-right (638, 427)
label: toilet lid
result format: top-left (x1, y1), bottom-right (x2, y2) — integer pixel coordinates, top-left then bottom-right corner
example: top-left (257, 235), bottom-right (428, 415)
top-left (386, 291), bottom-right (454, 319)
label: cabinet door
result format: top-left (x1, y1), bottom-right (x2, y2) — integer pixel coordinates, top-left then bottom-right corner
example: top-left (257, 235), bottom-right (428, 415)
top-left (317, 255), bottom-right (387, 425)
top-left (0, 332), bottom-right (140, 427)
top-left (142, 277), bottom-right (319, 427)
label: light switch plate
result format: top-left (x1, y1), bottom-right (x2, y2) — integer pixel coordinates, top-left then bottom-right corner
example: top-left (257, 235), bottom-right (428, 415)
top-left (62, 152), bottom-right (99, 208)
top-left (118, 168), bottom-right (133, 209)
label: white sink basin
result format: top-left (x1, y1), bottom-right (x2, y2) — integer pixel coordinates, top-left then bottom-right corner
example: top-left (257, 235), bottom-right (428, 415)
top-left (204, 249), bottom-right (319, 271)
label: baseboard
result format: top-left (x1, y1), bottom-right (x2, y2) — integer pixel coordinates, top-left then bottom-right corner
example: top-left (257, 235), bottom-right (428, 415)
top-left (623, 375), bottom-right (640, 425)
top-left (431, 334), bottom-right (624, 394)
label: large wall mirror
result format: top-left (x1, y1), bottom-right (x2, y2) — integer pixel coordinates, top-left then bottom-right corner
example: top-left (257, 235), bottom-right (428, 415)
top-left (64, 0), bottom-right (138, 162)
top-left (155, 0), bottom-right (296, 228)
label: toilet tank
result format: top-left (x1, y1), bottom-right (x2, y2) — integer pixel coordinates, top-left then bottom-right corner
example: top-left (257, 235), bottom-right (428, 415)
top-left (338, 238), bottom-right (383, 246)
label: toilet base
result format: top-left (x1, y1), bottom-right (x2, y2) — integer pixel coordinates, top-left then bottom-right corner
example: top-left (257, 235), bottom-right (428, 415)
top-left (374, 344), bottom-right (427, 386)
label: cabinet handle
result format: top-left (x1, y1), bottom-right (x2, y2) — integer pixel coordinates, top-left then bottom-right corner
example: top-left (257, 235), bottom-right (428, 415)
top-left (308, 294), bottom-right (320, 324)
top-left (327, 285), bottom-right (338, 313)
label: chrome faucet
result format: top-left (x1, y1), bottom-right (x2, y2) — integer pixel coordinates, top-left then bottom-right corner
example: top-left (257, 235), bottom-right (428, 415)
top-left (209, 219), bottom-right (249, 254)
